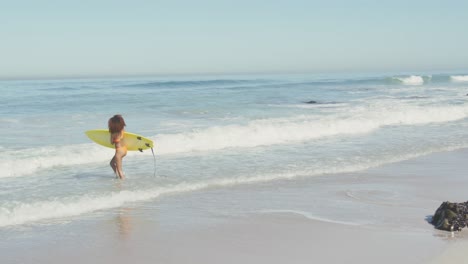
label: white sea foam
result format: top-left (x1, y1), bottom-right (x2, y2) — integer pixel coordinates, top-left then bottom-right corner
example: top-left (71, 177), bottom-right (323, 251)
top-left (155, 103), bottom-right (468, 154)
top-left (1, 103), bottom-right (468, 178)
top-left (0, 118), bottom-right (19, 124)
top-left (450, 75), bottom-right (468, 82)
top-left (260, 209), bottom-right (363, 226)
top-left (272, 103), bottom-right (348, 109)
top-left (394, 76), bottom-right (424, 85)
top-left (0, 144), bottom-right (466, 228)
top-left (0, 144), bottom-right (114, 178)
top-left (0, 142), bottom-right (157, 178)
top-left (0, 163), bottom-right (410, 227)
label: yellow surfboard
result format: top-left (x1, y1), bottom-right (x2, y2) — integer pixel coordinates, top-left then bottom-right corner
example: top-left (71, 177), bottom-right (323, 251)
top-left (85, 129), bottom-right (154, 152)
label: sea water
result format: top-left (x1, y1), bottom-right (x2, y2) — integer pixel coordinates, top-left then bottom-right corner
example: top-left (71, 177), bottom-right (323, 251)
top-left (1, 73), bottom-right (468, 228)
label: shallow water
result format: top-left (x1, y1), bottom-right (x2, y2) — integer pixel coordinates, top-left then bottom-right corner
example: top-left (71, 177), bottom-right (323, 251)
top-left (1, 72), bottom-right (468, 228)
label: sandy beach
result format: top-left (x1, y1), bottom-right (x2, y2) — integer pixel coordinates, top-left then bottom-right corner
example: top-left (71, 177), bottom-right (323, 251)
top-left (2, 147), bottom-right (468, 264)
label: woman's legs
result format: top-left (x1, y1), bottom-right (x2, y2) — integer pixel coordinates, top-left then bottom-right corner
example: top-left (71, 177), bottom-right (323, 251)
top-left (115, 155), bottom-right (125, 179)
top-left (112, 148), bottom-right (127, 179)
top-left (110, 156), bottom-right (117, 176)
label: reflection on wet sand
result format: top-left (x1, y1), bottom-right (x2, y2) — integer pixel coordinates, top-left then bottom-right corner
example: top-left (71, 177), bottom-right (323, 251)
top-left (114, 180), bottom-right (132, 238)
top-left (116, 208), bottom-right (132, 238)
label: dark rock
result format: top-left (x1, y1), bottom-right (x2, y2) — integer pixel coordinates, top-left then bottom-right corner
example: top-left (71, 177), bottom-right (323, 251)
top-left (431, 201), bottom-right (468, 231)
top-left (305, 100), bottom-right (317, 104)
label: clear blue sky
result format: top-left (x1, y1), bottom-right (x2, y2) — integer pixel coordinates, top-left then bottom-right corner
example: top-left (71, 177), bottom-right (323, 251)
top-left (1, 0), bottom-right (467, 79)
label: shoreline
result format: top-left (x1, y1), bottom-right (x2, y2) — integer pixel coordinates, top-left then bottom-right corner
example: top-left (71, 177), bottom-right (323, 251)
top-left (2, 147), bottom-right (468, 263)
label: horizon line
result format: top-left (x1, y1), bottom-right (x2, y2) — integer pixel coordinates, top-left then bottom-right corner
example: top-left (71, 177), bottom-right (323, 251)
top-left (1, 68), bottom-right (467, 82)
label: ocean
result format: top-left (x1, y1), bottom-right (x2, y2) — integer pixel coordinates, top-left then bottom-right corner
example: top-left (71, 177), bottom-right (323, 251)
top-left (1, 72), bottom-right (468, 229)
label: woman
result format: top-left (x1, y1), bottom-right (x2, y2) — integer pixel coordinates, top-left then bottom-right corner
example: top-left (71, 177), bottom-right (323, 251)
top-left (108, 114), bottom-right (127, 179)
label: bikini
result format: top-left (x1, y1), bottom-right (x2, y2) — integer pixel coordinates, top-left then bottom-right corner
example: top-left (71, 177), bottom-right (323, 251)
top-left (112, 132), bottom-right (124, 149)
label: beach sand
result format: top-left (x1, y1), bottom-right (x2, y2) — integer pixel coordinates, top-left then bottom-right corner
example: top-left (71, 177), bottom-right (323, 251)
top-left (2, 148), bottom-right (468, 264)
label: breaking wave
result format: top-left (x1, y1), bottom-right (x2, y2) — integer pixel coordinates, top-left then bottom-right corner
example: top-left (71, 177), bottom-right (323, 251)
top-left (450, 75), bottom-right (468, 82)
top-left (1, 103), bottom-right (468, 178)
top-left (392, 75), bottom-right (425, 85)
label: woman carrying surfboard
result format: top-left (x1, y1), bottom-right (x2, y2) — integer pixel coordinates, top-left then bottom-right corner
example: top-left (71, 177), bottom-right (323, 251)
top-left (108, 114), bottom-right (127, 179)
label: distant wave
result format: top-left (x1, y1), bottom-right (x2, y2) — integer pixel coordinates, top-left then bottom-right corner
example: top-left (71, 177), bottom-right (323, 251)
top-left (39, 86), bottom-right (83, 91)
top-left (122, 79), bottom-right (264, 88)
top-left (1, 143), bottom-right (466, 227)
top-left (391, 75), bottom-right (425, 85)
top-left (284, 75), bottom-right (432, 87)
top-left (274, 102), bottom-right (348, 109)
top-left (390, 74), bottom-right (468, 85)
top-left (274, 74), bottom-right (451, 87)
top-left (2, 102), bottom-right (468, 178)
top-left (118, 74), bottom-right (468, 89)
top-left (450, 75), bottom-right (468, 82)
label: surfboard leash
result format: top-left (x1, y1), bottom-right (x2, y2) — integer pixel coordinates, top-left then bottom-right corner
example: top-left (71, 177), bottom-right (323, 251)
top-left (141, 138), bottom-right (156, 177)
top-left (150, 146), bottom-right (156, 177)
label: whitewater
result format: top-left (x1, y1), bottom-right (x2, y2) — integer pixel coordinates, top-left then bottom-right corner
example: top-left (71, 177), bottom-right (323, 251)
top-left (1, 73), bottom-right (468, 228)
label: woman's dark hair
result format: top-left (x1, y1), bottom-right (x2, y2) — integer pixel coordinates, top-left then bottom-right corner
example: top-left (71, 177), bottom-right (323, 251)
top-left (108, 114), bottom-right (126, 133)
